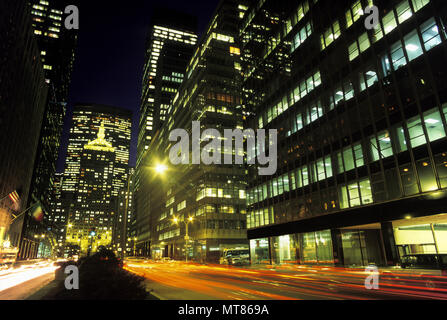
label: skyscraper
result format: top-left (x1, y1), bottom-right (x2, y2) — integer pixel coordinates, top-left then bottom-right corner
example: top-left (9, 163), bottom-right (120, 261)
top-left (19, 0), bottom-right (78, 259)
top-left (135, 0), bottom-right (250, 262)
top-left (134, 8), bottom-right (198, 252)
top-left (136, 8), bottom-right (198, 166)
top-left (243, 0), bottom-right (447, 267)
top-left (59, 104), bottom-right (132, 255)
top-left (48, 172), bottom-right (65, 256)
top-left (0, 0), bottom-right (48, 252)
top-left (112, 167), bottom-right (134, 257)
top-left (65, 123), bottom-right (117, 255)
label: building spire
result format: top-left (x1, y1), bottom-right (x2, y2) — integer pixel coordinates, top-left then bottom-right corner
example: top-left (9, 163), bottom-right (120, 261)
top-left (84, 121), bottom-right (115, 152)
top-left (98, 121), bottom-right (106, 140)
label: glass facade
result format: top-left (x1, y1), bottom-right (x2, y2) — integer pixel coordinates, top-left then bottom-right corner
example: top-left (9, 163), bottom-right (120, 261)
top-left (243, 0), bottom-right (447, 267)
top-left (136, 1), bottom-right (249, 262)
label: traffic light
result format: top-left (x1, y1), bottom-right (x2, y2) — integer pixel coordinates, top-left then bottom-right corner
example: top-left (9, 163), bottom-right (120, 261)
top-left (89, 227), bottom-right (96, 237)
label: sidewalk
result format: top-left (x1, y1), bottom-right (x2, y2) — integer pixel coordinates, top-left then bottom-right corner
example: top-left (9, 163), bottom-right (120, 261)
top-left (243, 263), bottom-right (447, 276)
top-left (26, 279), bottom-right (61, 300)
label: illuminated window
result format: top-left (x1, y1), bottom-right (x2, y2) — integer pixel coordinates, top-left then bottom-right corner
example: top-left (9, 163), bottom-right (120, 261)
top-left (412, 0), bottom-right (429, 12)
top-left (424, 109), bottom-right (446, 142)
top-left (390, 39), bottom-right (406, 70)
top-left (383, 11), bottom-right (397, 34)
top-left (348, 42), bottom-right (359, 61)
top-left (407, 115), bottom-right (427, 148)
top-left (346, 0), bottom-right (363, 28)
top-left (230, 46), bottom-right (240, 55)
top-left (420, 18), bottom-right (442, 51)
top-left (320, 21), bottom-right (340, 50)
top-left (404, 30), bottom-right (423, 61)
top-left (370, 131), bottom-right (393, 161)
top-left (396, 0), bottom-right (412, 23)
top-left (177, 200), bottom-right (186, 211)
top-left (339, 179), bottom-right (373, 209)
top-left (291, 22), bottom-right (312, 53)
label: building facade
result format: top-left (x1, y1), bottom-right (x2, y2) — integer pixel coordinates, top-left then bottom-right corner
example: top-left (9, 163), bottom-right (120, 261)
top-left (65, 123), bottom-right (117, 255)
top-left (136, 0), bottom-right (250, 262)
top-left (19, 0), bottom-right (78, 259)
top-left (134, 8), bottom-right (198, 255)
top-left (112, 167), bottom-right (135, 257)
top-left (243, 0), bottom-right (447, 267)
top-left (0, 0), bottom-right (48, 253)
top-left (59, 104), bottom-right (132, 256)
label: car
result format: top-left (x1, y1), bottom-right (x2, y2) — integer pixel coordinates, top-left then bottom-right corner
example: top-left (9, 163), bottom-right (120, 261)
top-left (401, 254), bottom-right (447, 270)
top-left (220, 249), bottom-right (250, 266)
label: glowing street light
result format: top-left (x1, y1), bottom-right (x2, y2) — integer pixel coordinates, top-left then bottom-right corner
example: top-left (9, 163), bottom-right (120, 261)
top-left (172, 216), bottom-right (194, 262)
top-left (155, 163), bottom-right (168, 174)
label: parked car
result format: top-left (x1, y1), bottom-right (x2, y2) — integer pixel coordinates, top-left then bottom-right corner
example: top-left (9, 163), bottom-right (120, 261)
top-left (401, 254), bottom-right (447, 270)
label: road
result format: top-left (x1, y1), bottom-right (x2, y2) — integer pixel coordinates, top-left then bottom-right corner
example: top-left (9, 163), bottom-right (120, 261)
top-left (0, 262), bottom-right (58, 300)
top-left (125, 259), bottom-right (447, 300)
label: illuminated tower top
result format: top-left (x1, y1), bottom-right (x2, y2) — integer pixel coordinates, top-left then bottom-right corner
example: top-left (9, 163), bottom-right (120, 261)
top-left (84, 122), bottom-right (115, 152)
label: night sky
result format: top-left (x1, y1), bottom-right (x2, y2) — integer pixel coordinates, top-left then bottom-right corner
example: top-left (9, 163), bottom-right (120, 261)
top-left (58, 0), bottom-right (221, 172)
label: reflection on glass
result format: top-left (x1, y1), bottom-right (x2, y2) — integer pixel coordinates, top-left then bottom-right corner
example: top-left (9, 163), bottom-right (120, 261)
top-left (404, 30), bottom-right (423, 61)
top-left (424, 109), bottom-right (446, 142)
top-left (420, 18), bottom-right (442, 51)
top-left (407, 115), bottom-right (427, 147)
top-left (383, 11), bottom-right (397, 34)
top-left (417, 159), bottom-right (438, 192)
top-left (391, 40), bottom-right (407, 70)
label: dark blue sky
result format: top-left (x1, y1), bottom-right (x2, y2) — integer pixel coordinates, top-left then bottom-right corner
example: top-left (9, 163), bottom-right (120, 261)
top-left (58, 0), bottom-right (220, 172)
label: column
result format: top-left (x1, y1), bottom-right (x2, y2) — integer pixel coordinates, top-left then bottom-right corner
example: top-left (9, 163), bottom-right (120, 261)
top-left (380, 222), bottom-right (399, 266)
top-left (331, 229), bottom-right (345, 266)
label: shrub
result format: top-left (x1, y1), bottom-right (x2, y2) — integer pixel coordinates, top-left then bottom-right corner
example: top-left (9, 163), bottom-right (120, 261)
top-left (53, 249), bottom-right (148, 300)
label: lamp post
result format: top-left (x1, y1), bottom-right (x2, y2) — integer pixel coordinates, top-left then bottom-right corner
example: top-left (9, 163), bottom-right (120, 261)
top-left (88, 229), bottom-right (96, 256)
top-left (173, 216), bottom-right (193, 262)
top-left (121, 172), bottom-right (133, 259)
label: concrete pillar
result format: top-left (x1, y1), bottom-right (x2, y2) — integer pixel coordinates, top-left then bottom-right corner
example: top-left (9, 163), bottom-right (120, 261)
top-left (380, 222), bottom-right (400, 266)
top-left (331, 229), bottom-right (345, 266)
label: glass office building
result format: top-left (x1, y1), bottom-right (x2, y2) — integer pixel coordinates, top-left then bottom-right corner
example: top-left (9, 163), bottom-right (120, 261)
top-left (58, 104), bottom-right (132, 255)
top-left (136, 0), bottom-right (250, 262)
top-left (243, 0), bottom-right (447, 266)
top-left (134, 9), bottom-right (198, 251)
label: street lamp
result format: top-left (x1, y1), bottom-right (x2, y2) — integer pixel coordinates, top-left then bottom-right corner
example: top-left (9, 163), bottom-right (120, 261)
top-left (155, 163), bottom-right (168, 174)
top-left (173, 216), bottom-right (194, 262)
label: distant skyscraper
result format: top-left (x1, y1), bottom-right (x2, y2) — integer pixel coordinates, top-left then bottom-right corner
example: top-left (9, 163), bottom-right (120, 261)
top-left (59, 104), bottom-right (132, 255)
top-left (65, 123), bottom-right (117, 254)
top-left (48, 172), bottom-right (65, 254)
top-left (134, 8), bottom-right (198, 250)
top-left (19, 0), bottom-right (78, 259)
top-left (0, 0), bottom-right (48, 253)
top-left (112, 167), bottom-right (134, 257)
